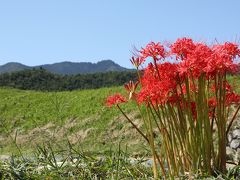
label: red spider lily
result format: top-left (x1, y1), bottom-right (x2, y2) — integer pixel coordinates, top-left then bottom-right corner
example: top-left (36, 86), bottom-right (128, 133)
top-left (124, 80), bottom-right (139, 100)
top-left (130, 56), bottom-right (145, 68)
top-left (157, 62), bottom-right (178, 80)
top-left (170, 37), bottom-right (196, 59)
top-left (176, 42), bottom-right (212, 77)
top-left (142, 62), bottom-right (178, 82)
top-left (204, 55), bottom-right (238, 75)
top-left (209, 81), bottom-right (240, 105)
top-left (178, 60), bottom-right (191, 77)
top-left (204, 43), bottom-right (240, 75)
top-left (106, 38), bottom-right (240, 177)
top-left (167, 94), bottom-right (181, 105)
top-left (140, 42), bottom-right (166, 61)
top-left (106, 93), bottom-right (127, 107)
top-left (214, 42), bottom-right (240, 58)
top-left (226, 92), bottom-right (240, 106)
top-left (208, 97), bottom-right (217, 118)
top-left (225, 81), bottom-right (233, 92)
top-left (210, 81), bottom-right (234, 94)
top-left (137, 78), bottom-right (166, 105)
top-left (208, 97), bottom-right (217, 108)
top-left (187, 43), bottom-right (212, 77)
top-left (137, 62), bottom-right (178, 105)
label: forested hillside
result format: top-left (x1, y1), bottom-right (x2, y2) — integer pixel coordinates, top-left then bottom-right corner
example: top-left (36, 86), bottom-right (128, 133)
top-left (0, 68), bottom-right (137, 91)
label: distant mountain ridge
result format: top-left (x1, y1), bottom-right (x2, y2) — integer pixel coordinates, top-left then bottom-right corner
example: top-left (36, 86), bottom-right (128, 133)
top-left (0, 60), bottom-right (129, 75)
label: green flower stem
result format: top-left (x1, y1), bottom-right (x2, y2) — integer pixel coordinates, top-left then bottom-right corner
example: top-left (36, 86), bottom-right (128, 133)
top-left (116, 104), bottom-right (149, 143)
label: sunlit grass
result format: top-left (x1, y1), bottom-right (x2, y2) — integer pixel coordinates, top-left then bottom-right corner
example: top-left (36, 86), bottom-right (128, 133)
top-left (0, 86), bottom-right (146, 155)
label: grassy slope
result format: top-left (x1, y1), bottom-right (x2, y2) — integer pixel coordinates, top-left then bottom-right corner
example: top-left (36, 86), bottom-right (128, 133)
top-left (0, 86), bottom-right (147, 155)
top-left (0, 86), bottom-right (121, 130)
top-left (0, 75), bottom-right (239, 155)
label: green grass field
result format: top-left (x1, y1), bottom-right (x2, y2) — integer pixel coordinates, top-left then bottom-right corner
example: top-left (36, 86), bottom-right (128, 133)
top-left (0, 85), bottom-right (148, 155)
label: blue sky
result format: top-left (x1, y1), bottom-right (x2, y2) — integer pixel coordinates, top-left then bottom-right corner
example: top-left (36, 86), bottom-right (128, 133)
top-left (0, 0), bottom-right (239, 68)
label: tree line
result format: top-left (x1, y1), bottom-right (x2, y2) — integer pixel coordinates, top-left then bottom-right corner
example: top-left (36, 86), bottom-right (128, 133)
top-left (0, 68), bottom-right (137, 91)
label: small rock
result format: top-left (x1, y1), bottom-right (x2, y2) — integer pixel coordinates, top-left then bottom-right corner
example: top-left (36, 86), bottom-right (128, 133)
top-left (226, 163), bottom-right (236, 171)
top-left (232, 129), bottom-right (240, 139)
top-left (230, 139), bottom-right (240, 149)
top-left (227, 133), bottom-right (233, 143)
top-left (129, 157), bottom-right (138, 165)
top-left (226, 146), bottom-right (236, 161)
top-left (0, 155), bottom-right (10, 161)
top-left (141, 159), bottom-right (153, 167)
top-left (72, 158), bottom-right (78, 163)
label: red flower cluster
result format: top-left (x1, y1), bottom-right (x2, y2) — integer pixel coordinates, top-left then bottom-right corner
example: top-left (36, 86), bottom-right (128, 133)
top-left (208, 81), bottom-right (240, 109)
top-left (204, 42), bottom-right (240, 75)
top-left (225, 82), bottom-right (240, 106)
top-left (106, 93), bottom-right (127, 107)
top-left (178, 43), bottom-right (212, 77)
top-left (140, 42), bottom-right (166, 61)
top-left (105, 37), bottom-right (240, 177)
top-left (106, 38), bottom-right (240, 120)
top-left (170, 38), bottom-right (196, 59)
top-left (226, 92), bottom-right (240, 106)
top-left (138, 62), bottom-right (178, 105)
